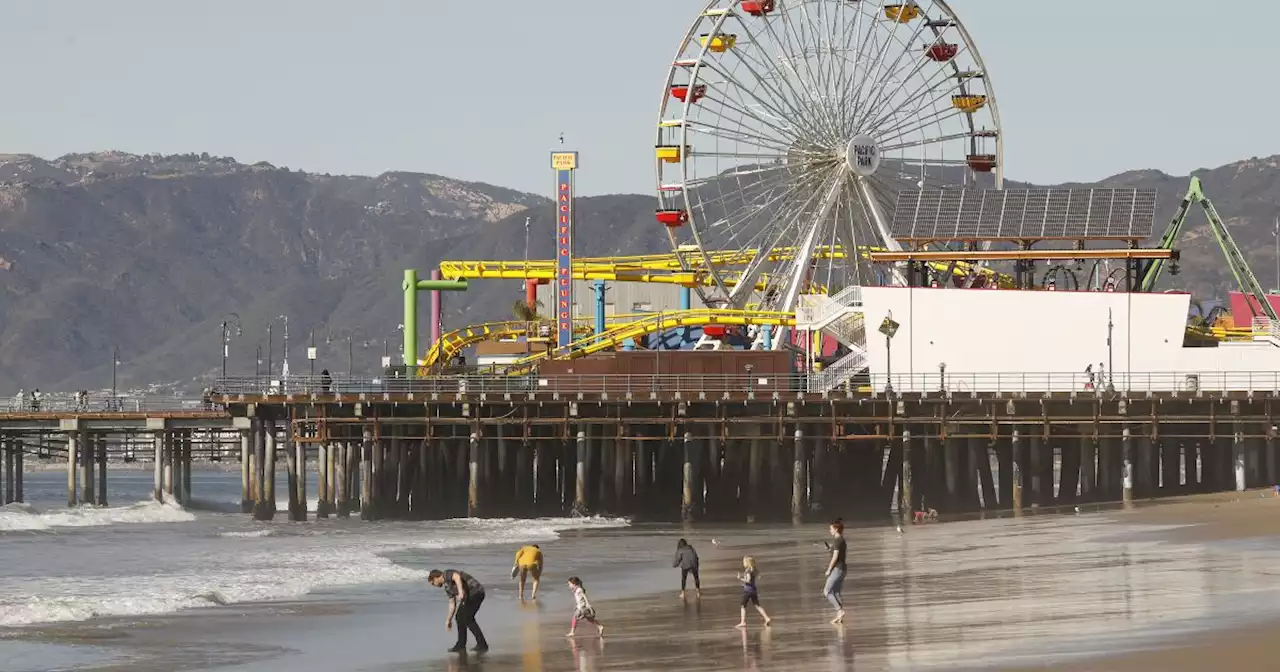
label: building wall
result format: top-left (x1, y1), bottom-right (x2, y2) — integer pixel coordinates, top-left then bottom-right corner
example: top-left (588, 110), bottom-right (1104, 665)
top-left (860, 287), bottom-right (1280, 392)
top-left (535, 280), bottom-right (710, 320)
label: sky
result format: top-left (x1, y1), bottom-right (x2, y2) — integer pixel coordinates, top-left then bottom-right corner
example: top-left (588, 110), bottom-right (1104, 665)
top-left (0, 0), bottom-right (1276, 197)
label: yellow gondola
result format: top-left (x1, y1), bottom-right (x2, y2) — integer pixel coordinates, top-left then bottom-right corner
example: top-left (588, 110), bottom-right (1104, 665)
top-left (655, 145), bottom-right (689, 163)
top-left (884, 4), bottom-right (920, 23)
top-left (697, 33), bottom-right (737, 53)
top-left (951, 94), bottom-right (988, 113)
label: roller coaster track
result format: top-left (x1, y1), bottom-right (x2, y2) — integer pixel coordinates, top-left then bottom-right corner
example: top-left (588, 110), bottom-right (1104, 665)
top-left (438, 245), bottom-right (1015, 288)
top-left (422, 314), bottom-right (657, 369)
top-left (501, 308), bottom-right (796, 373)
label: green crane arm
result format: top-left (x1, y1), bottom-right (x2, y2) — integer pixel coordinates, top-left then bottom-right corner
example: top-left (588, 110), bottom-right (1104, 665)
top-left (1138, 178), bottom-right (1200, 292)
top-left (1198, 189), bottom-right (1280, 323)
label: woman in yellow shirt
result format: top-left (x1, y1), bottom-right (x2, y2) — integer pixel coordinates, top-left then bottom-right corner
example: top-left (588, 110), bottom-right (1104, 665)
top-left (512, 544), bottom-right (543, 600)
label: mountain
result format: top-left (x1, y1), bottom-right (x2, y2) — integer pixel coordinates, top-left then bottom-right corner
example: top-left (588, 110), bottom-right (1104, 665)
top-left (0, 151), bottom-right (1276, 392)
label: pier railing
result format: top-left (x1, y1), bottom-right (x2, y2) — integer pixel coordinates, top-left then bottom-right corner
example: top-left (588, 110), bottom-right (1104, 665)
top-left (208, 370), bottom-right (1280, 397)
top-left (0, 392), bottom-right (212, 413)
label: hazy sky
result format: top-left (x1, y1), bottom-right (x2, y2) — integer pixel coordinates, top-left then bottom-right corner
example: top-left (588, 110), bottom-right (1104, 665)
top-left (1, 0), bottom-right (1275, 196)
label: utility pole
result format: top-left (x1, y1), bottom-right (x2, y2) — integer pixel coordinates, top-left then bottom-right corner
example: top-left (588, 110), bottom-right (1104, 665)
top-left (111, 345), bottom-right (119, 410)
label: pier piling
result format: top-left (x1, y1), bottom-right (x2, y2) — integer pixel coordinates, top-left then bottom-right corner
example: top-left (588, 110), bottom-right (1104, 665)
top-left (573, 430), bottom-right (587, 515)
top-left (898, 429), bottom-right (911, 525)
top-left (240, 428), bottom-right (252, 513)
top-left (67, 430), bottom-right (77, 507)
top-left (360, 428), bottom-right (374, 521)
top-left (97, 434), bottom-right (107, 507)
top-left (468, 431), bottom-right (481, 517)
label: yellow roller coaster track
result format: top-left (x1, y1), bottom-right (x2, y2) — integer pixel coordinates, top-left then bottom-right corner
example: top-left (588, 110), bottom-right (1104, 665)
top-left (498, 308), bottom-right (797, 374)
top-left (438, 245), bottom-right (1015, 288)
top-left (421, 314), bottom-right (660, 369)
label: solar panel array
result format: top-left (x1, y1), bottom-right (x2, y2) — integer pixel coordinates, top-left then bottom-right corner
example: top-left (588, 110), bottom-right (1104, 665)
top-left (890, 188), bottom-right (1157, 241)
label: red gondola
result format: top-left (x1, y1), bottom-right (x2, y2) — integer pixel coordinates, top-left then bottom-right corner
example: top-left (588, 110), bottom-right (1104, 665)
top-left (966, 154), bottom-right (997, 172)
top-left (670, 83), bottom-right (707, 103)
top-left (656, 209), bottom-right (689, 227)
top-left (740, 0), bottom-right (775, 16)
top-left (925, 42), bottom-right (958, 62)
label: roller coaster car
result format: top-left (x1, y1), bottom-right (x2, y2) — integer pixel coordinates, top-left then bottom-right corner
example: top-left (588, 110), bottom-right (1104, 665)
top-left (740, 0), bottom-right (775, 16)
top-left (670, 83), bottom-right (707, 103)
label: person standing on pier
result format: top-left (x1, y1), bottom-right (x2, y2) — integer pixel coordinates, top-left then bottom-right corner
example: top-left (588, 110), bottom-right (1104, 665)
top-left (673, 538), bottom-right (701, 600)
top-left (428, 568), bottom-right (489, 654)
top-left (512, 543), bottom-right (543, 601)
top-left (824, 519), bottom-right (847, 624)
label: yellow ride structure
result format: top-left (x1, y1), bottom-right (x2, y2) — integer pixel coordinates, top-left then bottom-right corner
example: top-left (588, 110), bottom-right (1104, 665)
top-left (438, 245), bottom-right (1015, 289)
top-left (426, 245), bottom-right (1014, 369)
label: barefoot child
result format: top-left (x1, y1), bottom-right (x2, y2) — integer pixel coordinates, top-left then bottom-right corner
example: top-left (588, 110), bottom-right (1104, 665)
top-left (735, 556), bottom-right (771, 629)
top-left (565, 577), bottom-right (605, 638)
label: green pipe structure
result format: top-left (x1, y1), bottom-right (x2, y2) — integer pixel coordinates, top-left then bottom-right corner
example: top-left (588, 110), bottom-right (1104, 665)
top-left (403, 269), bottom-right (469, 367)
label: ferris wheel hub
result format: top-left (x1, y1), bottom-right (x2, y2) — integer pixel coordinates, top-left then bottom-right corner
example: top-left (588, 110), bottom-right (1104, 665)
top-left (844, 133), bottom-right (881, 178)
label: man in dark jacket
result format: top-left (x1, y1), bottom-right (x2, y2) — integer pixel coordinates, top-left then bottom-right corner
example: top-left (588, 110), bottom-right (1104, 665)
top-left (429, 568), bottom-right (489, 653)
top-left (672, 538), bottom-right (701, 599)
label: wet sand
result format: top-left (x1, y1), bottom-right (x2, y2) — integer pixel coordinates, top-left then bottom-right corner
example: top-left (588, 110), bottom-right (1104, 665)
top-left (407, 493), bottom-right (1280, 671)
top-left (11, 492), bottom-right (1280, 671)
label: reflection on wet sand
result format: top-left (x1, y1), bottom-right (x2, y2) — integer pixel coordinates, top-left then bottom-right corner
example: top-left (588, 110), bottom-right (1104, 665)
top-left (424, 495), bottom-right (1280, 671)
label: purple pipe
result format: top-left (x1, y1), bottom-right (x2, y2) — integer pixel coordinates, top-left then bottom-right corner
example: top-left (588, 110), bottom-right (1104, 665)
top-left (430, 269), bottom-right (443, 350)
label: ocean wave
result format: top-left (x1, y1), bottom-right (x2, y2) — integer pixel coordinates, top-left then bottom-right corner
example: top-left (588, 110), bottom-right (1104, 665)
top-left (0, 498), bottom-right (195, 532)
top-left (0, 515), bottom-right (629, 627)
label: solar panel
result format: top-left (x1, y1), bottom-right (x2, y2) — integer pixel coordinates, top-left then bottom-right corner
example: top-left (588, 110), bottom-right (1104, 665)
top-left (890, 188), bottom-right (1157, 241)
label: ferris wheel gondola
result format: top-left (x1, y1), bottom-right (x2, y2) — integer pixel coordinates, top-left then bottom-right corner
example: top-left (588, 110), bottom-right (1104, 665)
top-left (655, 0), bottom-right (1003, 313)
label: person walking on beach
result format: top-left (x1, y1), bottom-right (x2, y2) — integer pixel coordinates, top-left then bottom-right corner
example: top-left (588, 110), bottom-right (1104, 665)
top-left (824, 519), bottom-right (847, 624)
top-left (565, 576), bottom-right (605, 638)
top-left (428, 568), bottom-right (489, 654)
top-left (673, 538), bottom-right (701, 599)
top-left (512, 543), bottom-right (543, 601)
top-left (735, 556), bottom-right (771, 629)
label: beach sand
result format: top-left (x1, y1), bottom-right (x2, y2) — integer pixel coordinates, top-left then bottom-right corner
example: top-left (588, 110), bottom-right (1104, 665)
top-left (10, 492), bottom-right (1280, 671)
top-left (407, 492), bottom-right (1280, 671)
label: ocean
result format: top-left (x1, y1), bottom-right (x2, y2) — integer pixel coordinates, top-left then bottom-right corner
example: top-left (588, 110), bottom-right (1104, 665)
top-left (0, 468), bottom-right (655, 671)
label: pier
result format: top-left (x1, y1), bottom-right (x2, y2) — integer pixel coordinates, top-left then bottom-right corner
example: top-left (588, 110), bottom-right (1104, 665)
top-left (2, 372), bottom-right (1278, 521)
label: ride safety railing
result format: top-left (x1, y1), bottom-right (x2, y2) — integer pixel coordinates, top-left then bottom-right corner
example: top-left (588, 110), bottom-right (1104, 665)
top-left (210, 370), bottom-right (1280, 397)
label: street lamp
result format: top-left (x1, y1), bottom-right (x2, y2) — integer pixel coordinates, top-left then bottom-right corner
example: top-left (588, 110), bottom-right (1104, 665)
top-left (266, 314), bottom-right (288, 379)
top-left (1106, 308), bottom-right (1116, 393)
top-left (221, 313), bottom-right (242, 379)
top-left (382, 324), bottom-right (405, 374)
top-left (879, 311), bottom-right (900, 395)
top-left (111, 345), bottom-right (120, 411)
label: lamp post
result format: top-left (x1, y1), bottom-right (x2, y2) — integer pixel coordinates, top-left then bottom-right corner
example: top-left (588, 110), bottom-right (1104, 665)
top-left (255, 344), bottom-right (262, 376)
top-left (879, 311), bottom-right (900, 395)
top-left (938, 362), bottom-right (947, 393)
top-left (266, 314), bottom-right (289, 379)
top-left (221, 313), bottom-right (242, 379)
top-left (1106, 308), bottom-right (1116, 392)
top-left (111, 345), bottom-right (120, 411)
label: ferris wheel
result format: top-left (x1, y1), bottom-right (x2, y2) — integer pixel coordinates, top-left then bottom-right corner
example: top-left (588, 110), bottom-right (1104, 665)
top-left (655, 0), bottom-right (1002, 312)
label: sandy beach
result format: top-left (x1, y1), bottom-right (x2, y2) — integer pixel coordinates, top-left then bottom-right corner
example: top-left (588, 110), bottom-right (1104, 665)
top-left (408, 492), bottom-right (1280, 671)
top-left (7, 490), bottom-right (1280, 671)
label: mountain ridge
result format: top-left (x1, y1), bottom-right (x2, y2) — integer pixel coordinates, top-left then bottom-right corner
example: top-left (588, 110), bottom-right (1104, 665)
top-left (0, 150), bottom-right (1276, 392)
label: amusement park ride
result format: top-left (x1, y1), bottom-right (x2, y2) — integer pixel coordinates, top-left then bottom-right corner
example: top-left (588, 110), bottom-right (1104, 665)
top-left (408, 0), bottom-right (1275, 390)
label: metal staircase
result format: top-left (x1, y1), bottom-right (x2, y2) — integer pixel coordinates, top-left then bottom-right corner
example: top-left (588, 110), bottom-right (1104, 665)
top-left (796, 287), bottom-right (870, 391)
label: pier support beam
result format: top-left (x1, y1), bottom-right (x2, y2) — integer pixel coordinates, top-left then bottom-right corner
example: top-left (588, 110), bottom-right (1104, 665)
top-left (182, 430), bottom-right (192, 505)
top-left (943, 432), bottom-right (959, 511)
top-left (1233, 403), bottom-right (1246, 492)
top-left (1122, 427), bottom-right (1134, 504)
top-left (154, 431), bottom-right (164, 503)
top-left (2, 437), bottom-right (11, 505)
top-left (681, 431), bottom-right (697, 522)
top-left (317, 441), bottom-right (331, 518)
top-left (469, 430), bottom-right (482, 517)
top-left (360, 428), bottom-right (374, 521)
top-left (899, 429), bottom-right (912, 524)
top-left (262, 422), bottom-right (278, 521)
top-left (67, 430), bottom-right (78, 507)
top-left (97, 434), bottom-right (107, 507)
top-left (573, 430), bottom-right (588, 516)
top-left (81, 432), bottom-right (95, 506)
top-left (240, 427), bottom-right (252, 513)
top-left (1079, 433), bottom-right (1096, 502)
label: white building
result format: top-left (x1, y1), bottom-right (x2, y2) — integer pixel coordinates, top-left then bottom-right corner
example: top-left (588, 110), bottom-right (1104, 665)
top-left (858, 286), bottom-right (1280, 393)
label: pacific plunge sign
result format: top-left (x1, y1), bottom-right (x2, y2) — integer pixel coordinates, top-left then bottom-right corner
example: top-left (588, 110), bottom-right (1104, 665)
top-left (551, 152), bottom-right (578, 348)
